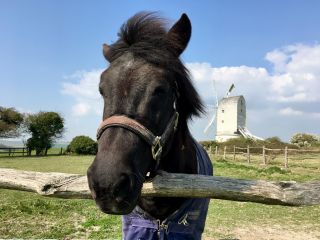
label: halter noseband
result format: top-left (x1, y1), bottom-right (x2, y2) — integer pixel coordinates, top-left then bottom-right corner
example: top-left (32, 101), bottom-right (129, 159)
top-left (96, 111), bottom-right (179, 169)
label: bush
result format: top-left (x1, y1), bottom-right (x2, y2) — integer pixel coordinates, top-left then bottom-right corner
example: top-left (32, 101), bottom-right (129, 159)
top-left (199, 140), bottom-right (218, 150)
top-left (263, 136), bottom-right (295, 149)
top-left (220, 137), bottom-right (255, 148)
top-left (0, 107), bottom-right (24, 138)
top-left (290, 133), bottom-right (319, 148)
top-left (67, 136), bottom-right (97, 155)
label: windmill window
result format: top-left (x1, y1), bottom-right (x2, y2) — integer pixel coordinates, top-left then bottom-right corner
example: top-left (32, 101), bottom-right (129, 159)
top-left (222, 109), bottom-right (224, 113)
top-left (222, 120), bottom-right (224, 123)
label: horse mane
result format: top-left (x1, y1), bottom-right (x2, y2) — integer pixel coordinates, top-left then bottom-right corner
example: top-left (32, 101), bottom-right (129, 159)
top-left (109, 12), bottom-right (204, 121)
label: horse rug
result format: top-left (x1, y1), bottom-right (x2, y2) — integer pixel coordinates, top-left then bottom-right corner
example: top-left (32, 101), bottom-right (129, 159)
top-left (122, 140), bottom-right (213, 240)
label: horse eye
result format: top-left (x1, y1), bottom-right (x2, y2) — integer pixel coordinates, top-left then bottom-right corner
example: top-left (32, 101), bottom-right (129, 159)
top-left (153, 86), bottom-right (166, 97)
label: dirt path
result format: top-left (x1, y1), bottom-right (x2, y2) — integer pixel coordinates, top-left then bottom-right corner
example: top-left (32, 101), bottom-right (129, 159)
top-left (204, 225), bottom-right (320, 240)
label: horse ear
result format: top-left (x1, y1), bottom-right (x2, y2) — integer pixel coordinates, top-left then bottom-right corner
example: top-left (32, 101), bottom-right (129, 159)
top-left (103, 44), bottom-right (112, 62)
top-left (167, 13), bottom-right (192, 57)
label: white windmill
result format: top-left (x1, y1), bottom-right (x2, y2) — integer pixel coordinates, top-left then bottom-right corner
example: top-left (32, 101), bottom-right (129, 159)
top-left (204, 81), bottom-right (263, 142)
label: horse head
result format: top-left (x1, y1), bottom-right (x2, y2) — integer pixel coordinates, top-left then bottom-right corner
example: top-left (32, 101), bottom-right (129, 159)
top-left (87, 12), bottom-right (203, 215)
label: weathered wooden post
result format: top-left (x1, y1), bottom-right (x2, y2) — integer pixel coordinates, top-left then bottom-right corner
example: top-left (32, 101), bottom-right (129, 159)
top-left (223, 146), bottom-right (226, 160)
top-left (284, 146), bottom-right (288, 169)
top-left (60, 147), bottom-right (63, 155)
top-left (215, 146), bottom-right (218, 155)
top-left (233, 145), bottom-right (236, 161)
top-left (263, 146), bottom-right (266, 165)
top-left (22, 148), bottom-right (25, 156)
top-left (247, 145), bottom-right (251, 163)
top-left (1, 168), bottom-right (320, 206)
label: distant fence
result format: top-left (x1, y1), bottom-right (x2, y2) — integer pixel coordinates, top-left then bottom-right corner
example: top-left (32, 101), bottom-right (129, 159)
top-left (0, 147), bottom-right (65, 157)
top-left (0, 147), bottom-right (28, 156)
top-left (208, 145), bottom-right (320, 169)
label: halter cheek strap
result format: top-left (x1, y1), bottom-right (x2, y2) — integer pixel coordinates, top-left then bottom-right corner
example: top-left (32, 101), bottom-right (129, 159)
top-left (96, 112), bottom-right (179, 169)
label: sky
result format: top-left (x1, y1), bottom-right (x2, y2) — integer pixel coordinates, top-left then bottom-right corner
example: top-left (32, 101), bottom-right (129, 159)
top-left (1, 0), bottom-right (320, 142)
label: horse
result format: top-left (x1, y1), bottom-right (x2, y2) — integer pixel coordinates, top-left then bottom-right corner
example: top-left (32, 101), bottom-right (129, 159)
top-left (87, 12), bottom-right (213, 239)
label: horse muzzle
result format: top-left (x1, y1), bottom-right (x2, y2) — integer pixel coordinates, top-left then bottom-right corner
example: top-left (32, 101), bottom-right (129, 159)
top-left (87, 165), bottom-right (142, 215)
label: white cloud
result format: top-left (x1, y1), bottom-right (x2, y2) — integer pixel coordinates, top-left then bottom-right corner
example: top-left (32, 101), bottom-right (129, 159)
top-left (72, 103), bottom-right (91, 116)
top-left (61, 69), bottom-right (103, 117)
top-left (186, 63), bottom-right (270, 105)
top-left (279, 107), bottom-right (320, 119)
top-left (187, 43), bottom-right (320, 108)
top-left (311, 112), bottom-right (320, 119)
top-left (279, 107), bottom-right (303, 116)
top-left (187, 43), bottom-right (320, 106)
top-left (265, 49), bottom-right (289, 73)
top-left (267, 43), bottom-right (320, 103)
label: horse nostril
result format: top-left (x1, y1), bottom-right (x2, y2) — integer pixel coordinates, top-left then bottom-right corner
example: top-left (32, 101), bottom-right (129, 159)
top-left (115, 196), bottom-right (124, 203)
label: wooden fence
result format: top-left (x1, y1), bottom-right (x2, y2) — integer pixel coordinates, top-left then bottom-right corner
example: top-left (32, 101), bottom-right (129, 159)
top-left (0, 168), bottom-right (319, 206)
top-left (0, 147), bottom-right (65, 157)
top-left (208, 145), bottom-right (320, 169)
top-left (0, 147), bottom-right (28, 156)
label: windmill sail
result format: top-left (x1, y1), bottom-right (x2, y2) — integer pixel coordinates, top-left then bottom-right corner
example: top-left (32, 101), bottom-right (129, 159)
top-left (204, 112), bottom-right (216, 134)
top-left (226, 83), bottom-right (235, 97)
top-left (238, 126), bottom-right (264, 141)
top-left (203, 78), bottom-right (218, 134)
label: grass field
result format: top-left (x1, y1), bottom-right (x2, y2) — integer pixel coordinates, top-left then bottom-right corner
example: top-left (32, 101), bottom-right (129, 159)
top-left (0, 153), bottom-right (319, 239)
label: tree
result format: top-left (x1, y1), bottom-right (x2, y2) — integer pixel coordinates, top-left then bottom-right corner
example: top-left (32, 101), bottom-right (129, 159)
top-left (67, 136), bottom-right (97, 155)
top-left (0, 107), bottom-right (24, 138)
top-left (25, 112), bottom-right (64, 155)
top-left (264, 136), bottom-right (286, 147)
top-left (290, 133), bottom-right (318, 148)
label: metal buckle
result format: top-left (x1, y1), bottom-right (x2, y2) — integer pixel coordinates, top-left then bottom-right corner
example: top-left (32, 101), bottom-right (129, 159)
top-left (178, 213), bottom-right (189, 226)
top-left (152, 136), bottom-right (163, 160)
top-left (157, 220), bottom-right (169, 233)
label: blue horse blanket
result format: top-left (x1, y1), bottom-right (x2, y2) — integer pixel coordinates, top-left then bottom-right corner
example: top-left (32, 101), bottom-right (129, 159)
top-left (122, 140), bottom-right (213, 240)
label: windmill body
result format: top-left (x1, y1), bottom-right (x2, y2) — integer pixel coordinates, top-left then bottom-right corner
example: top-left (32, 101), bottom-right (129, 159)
top-left (204, 83), bottom-right (263, 142)
top-left (216, 96), bottom-right (246, 142)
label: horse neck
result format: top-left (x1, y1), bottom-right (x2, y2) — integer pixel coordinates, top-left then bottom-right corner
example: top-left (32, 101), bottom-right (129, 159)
top-left (161, 123), bottom-right (198, 175)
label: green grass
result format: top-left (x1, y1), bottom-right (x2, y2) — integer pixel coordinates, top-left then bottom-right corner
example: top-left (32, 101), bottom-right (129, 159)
top-left (0, 189), bottom-right (122, 239)
top-left (0, 153), bottom-right (319, 239)
top-left (211, 153), bottom-right (320, 182)
top-left (205, 199), bottom-right (320, 239)
top-left (0, 154), bottom-right (93, 174)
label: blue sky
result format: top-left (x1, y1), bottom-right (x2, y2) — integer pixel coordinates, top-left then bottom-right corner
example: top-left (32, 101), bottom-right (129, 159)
top-left (1, 0), bottom-right (320, 142)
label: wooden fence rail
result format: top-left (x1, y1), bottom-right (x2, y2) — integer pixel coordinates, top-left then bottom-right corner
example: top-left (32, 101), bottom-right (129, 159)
top-left (209, 146), bottom-right (320, 169)
top-left (0, 147), bottom-right (65, 157)
top-left (0, 168), bottom-right (320, 206)
top-left (0, 147), bottom-right (28, 156)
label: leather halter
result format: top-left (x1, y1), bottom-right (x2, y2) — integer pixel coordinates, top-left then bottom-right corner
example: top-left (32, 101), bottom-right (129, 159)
top-left (96, 111), bottom-right (179, 169)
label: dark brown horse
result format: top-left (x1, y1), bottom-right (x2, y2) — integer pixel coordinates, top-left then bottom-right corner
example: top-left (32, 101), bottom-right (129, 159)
top-left (87, 12), bottom-right (212, 238)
